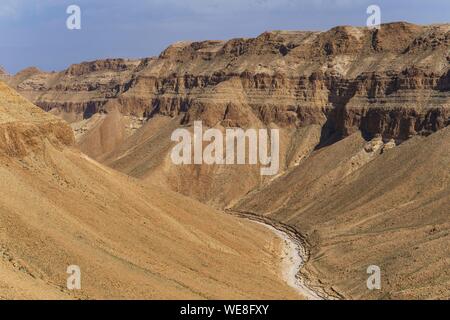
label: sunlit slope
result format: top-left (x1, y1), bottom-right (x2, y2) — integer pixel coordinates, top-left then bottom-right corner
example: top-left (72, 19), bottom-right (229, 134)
top-left (235, 129), bottom-right (450, 299)
top-left (0, 82), bottom-right (300, 299)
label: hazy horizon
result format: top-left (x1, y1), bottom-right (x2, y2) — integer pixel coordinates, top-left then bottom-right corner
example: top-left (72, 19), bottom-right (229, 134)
top-left (1, 0), bottom-right (449, 74)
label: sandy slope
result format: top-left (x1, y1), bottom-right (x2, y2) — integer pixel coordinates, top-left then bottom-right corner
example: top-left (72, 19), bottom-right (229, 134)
top-left (235, 129), bottom-right (450, 299)
top-left (0, 82), bottom-right (301, 299)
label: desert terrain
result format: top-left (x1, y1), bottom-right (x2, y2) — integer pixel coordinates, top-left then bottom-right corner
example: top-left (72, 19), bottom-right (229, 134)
top-left (0, 81), bottom-right (302, 299)
top-left (1, 22), bottom-right (449, 299)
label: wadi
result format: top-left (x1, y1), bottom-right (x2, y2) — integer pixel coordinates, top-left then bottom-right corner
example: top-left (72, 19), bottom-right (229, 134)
top-left (0, 21), bottom-right (449, 300)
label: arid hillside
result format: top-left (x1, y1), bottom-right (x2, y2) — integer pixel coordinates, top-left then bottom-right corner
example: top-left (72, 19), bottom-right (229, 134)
top-left (234, 127), bottom-right (450, 299)
top-left (0, 81), bottom-right (301, 299)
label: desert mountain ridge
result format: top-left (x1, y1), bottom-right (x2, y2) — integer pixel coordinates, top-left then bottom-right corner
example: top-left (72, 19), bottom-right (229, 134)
top-left (9, 21), bottom-right (450, 139)
top-left (8, 21), bottom-right (449, 205)
top-left (2, 21), bottom-right (450, 299)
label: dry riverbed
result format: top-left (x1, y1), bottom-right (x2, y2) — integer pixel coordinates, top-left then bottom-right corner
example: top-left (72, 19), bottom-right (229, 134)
top-left (254, 221), bottom-right (324, 300)
top-left (228, 210), bottom-right (337, 300)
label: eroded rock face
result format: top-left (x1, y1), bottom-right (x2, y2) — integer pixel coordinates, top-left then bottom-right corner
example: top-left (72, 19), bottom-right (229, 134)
top-left (0, 82), bottom-right (74, 158)
top-left (8, 22), bottom-right (450, 145)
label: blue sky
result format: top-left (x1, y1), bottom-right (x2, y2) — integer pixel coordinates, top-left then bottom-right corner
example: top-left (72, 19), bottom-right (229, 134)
top-left (0, 0), bottom-right (449, 74)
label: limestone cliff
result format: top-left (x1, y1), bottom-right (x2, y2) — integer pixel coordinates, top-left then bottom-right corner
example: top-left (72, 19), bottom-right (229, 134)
top-left (9, 22), bottom-right (449, 144)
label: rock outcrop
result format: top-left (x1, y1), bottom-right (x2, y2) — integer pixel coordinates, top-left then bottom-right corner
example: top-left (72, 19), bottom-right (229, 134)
top-left (0, 81), bottom-right (74, 157)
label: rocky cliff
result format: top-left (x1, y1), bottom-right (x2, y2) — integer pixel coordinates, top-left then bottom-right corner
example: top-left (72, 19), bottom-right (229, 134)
top-left (8, 22), bottom-right (450, 145)
top-left (0, 81), bottom-right (74, 157)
